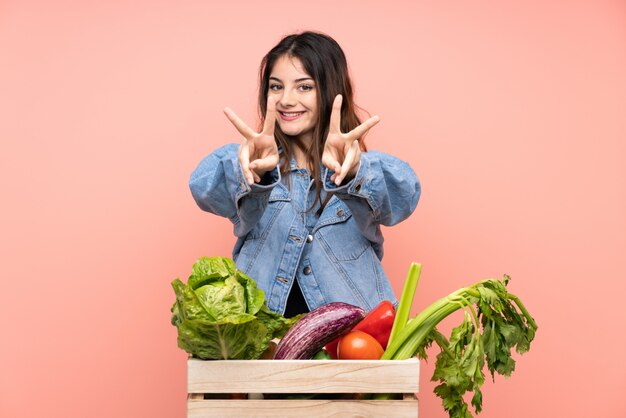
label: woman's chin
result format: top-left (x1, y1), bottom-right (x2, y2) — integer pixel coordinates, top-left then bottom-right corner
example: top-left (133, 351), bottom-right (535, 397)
top-left (279, 128), bottom-right (303, 138)
top-left (276, 124), bottom-right (314, 143)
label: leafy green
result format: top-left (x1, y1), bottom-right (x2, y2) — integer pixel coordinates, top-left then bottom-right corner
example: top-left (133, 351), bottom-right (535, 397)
top-left (170, 256), bottom-right (297, 359)
top-left (381, 272), bottom-right (538, 418)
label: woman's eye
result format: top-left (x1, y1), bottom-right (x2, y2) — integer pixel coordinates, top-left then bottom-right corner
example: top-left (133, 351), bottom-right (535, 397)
top-left (269, 84), bottom-right (283, 91)
top-left (299, 84), bottom-right (314, 91)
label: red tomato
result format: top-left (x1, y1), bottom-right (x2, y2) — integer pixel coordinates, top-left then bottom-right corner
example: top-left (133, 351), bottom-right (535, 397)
top-left (337, 330), bottom-right (384, 360)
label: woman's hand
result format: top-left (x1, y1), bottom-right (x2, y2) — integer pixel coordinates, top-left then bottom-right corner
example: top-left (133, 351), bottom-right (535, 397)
top-left (224, 96), bottom-right (279, 185)
top-left (322, 94), bottom-right (380, 186)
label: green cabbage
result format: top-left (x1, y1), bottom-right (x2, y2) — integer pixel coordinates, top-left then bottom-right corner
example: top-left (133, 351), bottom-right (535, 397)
top-left (171, 256), bottom-right (296, 359)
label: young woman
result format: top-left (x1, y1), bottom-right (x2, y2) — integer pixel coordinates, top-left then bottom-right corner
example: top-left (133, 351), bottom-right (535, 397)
top-left (190, 31), bottom-right (420, 317)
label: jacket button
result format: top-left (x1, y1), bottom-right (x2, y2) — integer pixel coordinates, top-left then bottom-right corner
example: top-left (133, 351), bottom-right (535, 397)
top-left (337, 208), bottom-right (344, 217)
top-left (306, 234), bottom-right (313, 243)
top-left (303, 266), bottom-right (312, 275)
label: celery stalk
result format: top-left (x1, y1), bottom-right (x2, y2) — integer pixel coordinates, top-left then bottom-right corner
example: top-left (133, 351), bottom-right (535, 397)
top-left (382, 293), bottom-right (474, 360)
top-left (380, 270), bottom-right (538, 417)
top-left (382, 291), bottom-right (468, 360)
top-left (387, 263), bottom-right (422, 349)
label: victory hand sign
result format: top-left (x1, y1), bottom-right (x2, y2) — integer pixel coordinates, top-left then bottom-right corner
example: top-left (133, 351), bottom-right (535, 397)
top-left (224, 96), bottom-right (279, 185)
top-left (322, 94), bottom-right (380, 186)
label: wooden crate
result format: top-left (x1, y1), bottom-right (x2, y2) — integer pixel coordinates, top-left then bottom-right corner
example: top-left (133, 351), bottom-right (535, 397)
top-left (187, 358), bottom-right (419, 418)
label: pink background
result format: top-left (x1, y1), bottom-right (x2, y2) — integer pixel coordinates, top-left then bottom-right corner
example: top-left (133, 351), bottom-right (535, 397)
top-left (1, 1), bottom-right (625, 417)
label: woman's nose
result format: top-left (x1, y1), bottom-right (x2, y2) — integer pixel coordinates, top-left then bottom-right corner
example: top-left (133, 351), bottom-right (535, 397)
top-left (279, 88), bottom-right (296, 107)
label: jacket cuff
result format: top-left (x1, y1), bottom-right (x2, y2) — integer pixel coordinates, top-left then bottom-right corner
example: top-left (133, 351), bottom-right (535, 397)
top-left (323, 155), bottom-right (381, 215)
top-left (229, 157), bottom-right (281, 202)
top-left (323, 158), bottom-right (371, 197)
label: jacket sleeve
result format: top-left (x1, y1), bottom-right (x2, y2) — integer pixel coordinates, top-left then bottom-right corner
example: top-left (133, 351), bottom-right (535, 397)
top-left (189, 143), bottom-right (281, 237)
top-left (323, 150), bottom-right (420, 242)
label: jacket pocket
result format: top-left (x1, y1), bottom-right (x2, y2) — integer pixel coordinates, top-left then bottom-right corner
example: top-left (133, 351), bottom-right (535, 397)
top-left (246, 183), bottom-right (290, 239)
top-left (317, 199), bottom-right (370, 261)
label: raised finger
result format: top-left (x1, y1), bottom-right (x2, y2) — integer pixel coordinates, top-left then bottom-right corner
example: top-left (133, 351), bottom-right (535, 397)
top-left (336, 140), bottom-right (360, 185)
top-left (262, 96), bottom-right (277, 136)
top-left (322, 149), bottom-right (342, 175)
top-left (238, 142), bottom-right (254, 185)
top-left (329, 94), bottom-right (343, 134)
top-left (224, 107), bottom-right (255, 139)
top-left (249, 154), bottom-right (279, 173)
top-left (348, 115), bottom-right (380, 141)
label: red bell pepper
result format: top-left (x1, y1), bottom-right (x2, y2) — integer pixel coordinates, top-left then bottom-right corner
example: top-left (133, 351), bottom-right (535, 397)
top-left (325, 300), bottom-right (396, 357)
top-left (325, 337), bottom-right (340, 359)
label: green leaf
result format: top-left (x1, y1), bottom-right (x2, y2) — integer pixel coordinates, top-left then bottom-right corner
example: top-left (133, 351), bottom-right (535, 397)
top-left (177, 317), bottom-right (267, 359)
top-left (235, 269), bottom-right (265, 315)
top-left (449, 315), bottom-right (473, 354)
top-left (171, 278), bottom-right (216, 322)
top-left (471, 388), bottom-right (483, 414)
top-left (188, 256), bottom-right (235, 289)
top-left (194, 276), bottom-right (249, 320)
top-left (414, 328), bottom-right (438, 360)
top-left (499, 322), bottom-right (522, 346)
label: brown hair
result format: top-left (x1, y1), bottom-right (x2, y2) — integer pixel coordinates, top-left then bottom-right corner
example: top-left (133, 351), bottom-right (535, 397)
top-left (257, 31), bottom-right (369, 212)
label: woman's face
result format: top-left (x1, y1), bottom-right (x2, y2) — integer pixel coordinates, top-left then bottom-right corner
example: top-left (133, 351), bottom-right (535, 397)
top-left (268, 55), bottom-right (318, 144)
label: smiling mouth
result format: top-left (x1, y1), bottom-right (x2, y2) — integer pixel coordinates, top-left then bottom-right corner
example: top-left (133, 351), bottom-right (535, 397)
top-left (279, 111), bottom-right (305, 121)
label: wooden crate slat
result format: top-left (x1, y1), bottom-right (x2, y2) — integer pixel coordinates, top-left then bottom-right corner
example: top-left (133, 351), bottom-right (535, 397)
top-left (187, 399), bottom-right (418, 418)
top-left (188, 359), bottom-right (419, 394)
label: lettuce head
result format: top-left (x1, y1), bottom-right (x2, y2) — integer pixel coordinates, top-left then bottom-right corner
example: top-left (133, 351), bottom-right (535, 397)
top-left (171, 256), bottom-right (296, 359)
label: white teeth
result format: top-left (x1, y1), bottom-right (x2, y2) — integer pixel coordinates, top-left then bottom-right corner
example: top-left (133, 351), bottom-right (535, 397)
top-left (281, 112), bottom-right (304, 117)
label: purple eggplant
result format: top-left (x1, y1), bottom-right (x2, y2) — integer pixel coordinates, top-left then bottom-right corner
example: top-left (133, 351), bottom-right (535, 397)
top-left (273, 302), bottom-right (365, 360)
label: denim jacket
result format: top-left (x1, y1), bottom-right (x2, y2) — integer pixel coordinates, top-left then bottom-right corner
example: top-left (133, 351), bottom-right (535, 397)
top-left (189, 143), bottom-right (420, 314)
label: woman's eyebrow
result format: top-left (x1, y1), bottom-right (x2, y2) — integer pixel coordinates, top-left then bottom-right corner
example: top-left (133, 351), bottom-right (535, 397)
top-left (269, 76), bottom-right (314, 82)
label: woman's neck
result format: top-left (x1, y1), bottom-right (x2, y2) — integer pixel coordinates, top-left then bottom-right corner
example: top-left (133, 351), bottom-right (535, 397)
top-left (293, 133), bottom-right (314, 170)
top-left (293, 146), bottom-right (310, 170)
